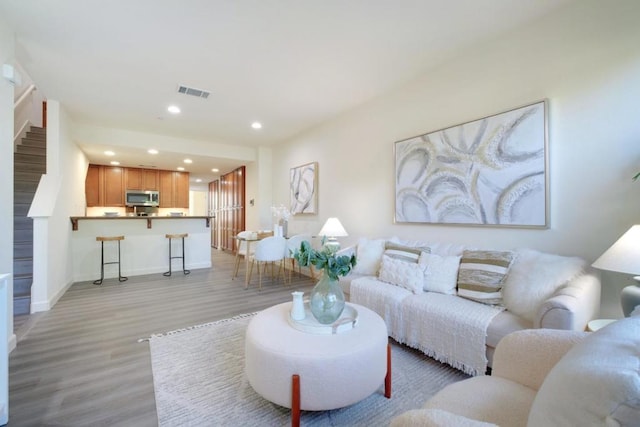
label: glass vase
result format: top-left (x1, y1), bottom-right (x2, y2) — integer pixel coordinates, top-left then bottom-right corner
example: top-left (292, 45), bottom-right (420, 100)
top-left (309, 274), bottom-right (345, 324)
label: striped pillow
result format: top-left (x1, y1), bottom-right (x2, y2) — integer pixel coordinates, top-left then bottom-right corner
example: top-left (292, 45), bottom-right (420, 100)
top-left (457, 250), bottom-right (515, 305)
top-left (383, 242), bottom-right (431, 264)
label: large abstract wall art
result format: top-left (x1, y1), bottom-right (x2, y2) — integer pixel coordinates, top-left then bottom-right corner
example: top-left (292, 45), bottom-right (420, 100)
top-left (395, 100), bottom-right (548, 227)
top-left (290, 161), bottom-right (318, 215)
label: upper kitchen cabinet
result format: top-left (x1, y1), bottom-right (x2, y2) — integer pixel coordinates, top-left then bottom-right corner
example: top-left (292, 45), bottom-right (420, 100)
top-left (85, 164), bottom-right (104, 206)
top-left (159, 170), bottom-right (190, 208)
top-left (86, 164), bottom-right (125, 207)
top-left (103, 166), bottom-right (125, 206)
top-left (125, 168), bottom-right (159, 191)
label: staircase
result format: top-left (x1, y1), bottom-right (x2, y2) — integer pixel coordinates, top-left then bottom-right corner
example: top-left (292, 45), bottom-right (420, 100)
top-left (13, 126), bottom-right (46, 315)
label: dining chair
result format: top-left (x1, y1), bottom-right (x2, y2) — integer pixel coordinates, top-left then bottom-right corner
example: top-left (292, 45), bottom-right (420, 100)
top-left (285, 234), bottom-right (315, 281)
top-left (248, 236), bottom-right (288, 290)
top-left (233, 230), bottom-right (254, 280)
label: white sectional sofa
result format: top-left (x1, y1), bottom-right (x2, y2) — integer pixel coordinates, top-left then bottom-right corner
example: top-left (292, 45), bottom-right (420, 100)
top-left (339, 238), bottom-right (601, 375)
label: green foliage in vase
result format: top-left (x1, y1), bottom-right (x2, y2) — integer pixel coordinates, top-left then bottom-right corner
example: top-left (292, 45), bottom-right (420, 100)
top-left (293, 240), bottom-right (357, 281)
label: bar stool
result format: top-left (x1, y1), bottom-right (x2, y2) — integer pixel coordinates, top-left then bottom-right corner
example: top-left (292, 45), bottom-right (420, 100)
top-left (164, 233), bottom-right (190, 276)
top-left (93, 236), bottom-right (128, 285)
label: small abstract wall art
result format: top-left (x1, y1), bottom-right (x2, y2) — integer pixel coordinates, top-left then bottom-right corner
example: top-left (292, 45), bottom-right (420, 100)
top-left (290, 162), bottom-right (318, 215)
top-left (395, 100), bottom-right (548, 227)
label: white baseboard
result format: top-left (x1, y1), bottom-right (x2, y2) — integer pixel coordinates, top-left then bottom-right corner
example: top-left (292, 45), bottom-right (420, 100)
top-left (31, 278), bottom-right (75, 313)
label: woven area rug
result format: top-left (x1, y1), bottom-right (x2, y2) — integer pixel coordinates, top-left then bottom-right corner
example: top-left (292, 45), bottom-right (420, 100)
top-left (148, 313), bottom-right (468, 426)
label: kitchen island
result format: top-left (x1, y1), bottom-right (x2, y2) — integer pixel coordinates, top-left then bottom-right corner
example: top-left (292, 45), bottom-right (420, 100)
top-left (70, 216), bottom-right (213, 282)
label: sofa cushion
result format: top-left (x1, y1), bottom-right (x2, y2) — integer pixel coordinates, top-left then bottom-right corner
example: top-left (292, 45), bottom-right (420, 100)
top-left (502, 248), bottom-right (586, 322)
top-left (391, 408), bottom-right (498, 427)
top-left (384, 242), bottom-right (430, 263)
top-left (379, 254), bottom-right (426, 294)
top-left (351, 238), bottom-right (386, 275)
top-left (528, 317), bottom-right (640, 427)
top-left (457, 250), bottom-right (515, 305)
top-left (420, 253), bottom-right (461, 295)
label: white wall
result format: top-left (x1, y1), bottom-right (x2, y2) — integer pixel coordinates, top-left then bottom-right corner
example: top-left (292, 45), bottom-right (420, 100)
top-left (273, 0), bottom-right (640, 318)
top-left (0, 12), bottom-right (16, 357)
top-left (0, 15), bottom-right (14, 423)
top-left (30, 101), bottom-right (88, 312)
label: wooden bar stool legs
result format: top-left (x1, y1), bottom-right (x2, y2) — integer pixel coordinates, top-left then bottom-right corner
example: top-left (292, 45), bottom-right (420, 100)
top-left (93, 236), bottom-right (128, 285)
top-left (164, 233), bottom-right (190, 276)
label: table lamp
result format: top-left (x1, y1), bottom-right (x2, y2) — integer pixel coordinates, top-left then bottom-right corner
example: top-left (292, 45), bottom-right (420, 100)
top-left (318, 217), bottom-right (348, 251)
top-left (592, 225), bottom-right (640, 317)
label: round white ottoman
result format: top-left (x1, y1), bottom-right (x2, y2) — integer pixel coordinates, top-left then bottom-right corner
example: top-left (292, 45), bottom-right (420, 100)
top-left (245, 302), bottom-right (389, 413)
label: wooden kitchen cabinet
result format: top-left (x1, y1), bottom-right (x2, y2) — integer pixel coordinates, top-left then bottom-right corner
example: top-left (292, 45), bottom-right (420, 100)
top-left (85, 164), bottom-right (103, 207)
top-left (143, 169), bottom-right (159, 190)
top-left (86, 164), bottom-right (181, 208)
top-left (159, 170), bottom-right (174, 208)
top-left (159, 170), bottom-right (189, 208)
top-left (174, 171), bottom-right (189, 208)
top-left (126, 168), bottom-right (159, 191)
top-left (103, 166), bottom-right (124, 206)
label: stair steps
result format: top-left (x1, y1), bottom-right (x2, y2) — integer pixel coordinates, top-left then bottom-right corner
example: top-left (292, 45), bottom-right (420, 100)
top-left (13, 126), bottom-right (46, 315)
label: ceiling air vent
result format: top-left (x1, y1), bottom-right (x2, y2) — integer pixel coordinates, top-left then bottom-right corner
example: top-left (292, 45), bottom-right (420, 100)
top-left (177, 84), bottom-right (210, 99)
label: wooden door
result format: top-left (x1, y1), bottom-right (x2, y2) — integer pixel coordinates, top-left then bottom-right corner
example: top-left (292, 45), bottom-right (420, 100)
top-left (85, 164), bottom-right (103, 207)
top-left (209, 180), bottom-right (219, 248)
top-left (219, 166), bottom-right (245, 251)
top-left (103, 166), bottom-right (124, 206)
top-left (159, 170), bottom-right (173, 208)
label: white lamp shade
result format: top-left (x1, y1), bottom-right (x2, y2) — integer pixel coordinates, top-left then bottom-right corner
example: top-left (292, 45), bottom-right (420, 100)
top-left (318, 217), bottom-right (348, 238)
top-left (592, 225), bottom-right (640, 275)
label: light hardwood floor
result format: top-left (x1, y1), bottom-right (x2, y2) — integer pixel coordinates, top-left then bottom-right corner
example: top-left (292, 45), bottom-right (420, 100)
top-left (8, 250), bottom-right (316, 426)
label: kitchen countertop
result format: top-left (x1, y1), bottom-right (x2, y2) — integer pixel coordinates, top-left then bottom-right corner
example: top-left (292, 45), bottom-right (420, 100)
top-left (70, 215), bottom-right (214, 231)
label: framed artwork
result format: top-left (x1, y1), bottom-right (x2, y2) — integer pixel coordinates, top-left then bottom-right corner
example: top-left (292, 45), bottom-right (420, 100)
top-left (290, 162), bottom-right (318, 215)
top-left (394, 100), bottom-right (548, 227)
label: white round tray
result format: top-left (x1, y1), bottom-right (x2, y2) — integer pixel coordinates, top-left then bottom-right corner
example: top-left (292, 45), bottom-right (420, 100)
top-left (288, 302), bottom-right (358, 335)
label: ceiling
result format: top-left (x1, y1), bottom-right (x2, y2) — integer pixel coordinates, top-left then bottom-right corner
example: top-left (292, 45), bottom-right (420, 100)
top-left (1, 0), bottom-right (572, 183)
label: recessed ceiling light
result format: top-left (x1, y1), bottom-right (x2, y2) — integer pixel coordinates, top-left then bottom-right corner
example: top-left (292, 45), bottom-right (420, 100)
top-left (196, 178), bottom-right (202, 183)
top-left (148, 149), bottom-right (159, 155)
top-left (211, 168), bottom-right (219, 173)
top-left (168, 105), bottom-right (181, 114)
top-left (184, 158), bottom-right (193, 164)
top-left (177, 166), bottom-right (185, 171)
top-left (110, 161), bottom-right (120, 165)
top-left (251, 122), bottom-right (262, 129)
top-left (104, 150), bottom-right (115, 156)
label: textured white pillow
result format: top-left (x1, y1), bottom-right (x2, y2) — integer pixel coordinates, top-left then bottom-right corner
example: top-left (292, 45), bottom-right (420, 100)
top-left (502, 249), bottom-right (586, 322)
top-left (351, 238), bottom-right (386, 275)
top-left (378, 254), bottom-right (426, 294)
top-left (420, 253), bottom-right (461, 295)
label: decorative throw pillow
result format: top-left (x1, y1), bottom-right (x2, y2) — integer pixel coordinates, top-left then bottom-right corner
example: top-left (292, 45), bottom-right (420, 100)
top-left (419, 253), bottom-right (461, 295)
top-left (351, 238), bottom-right (386, 275)
top-left (457, 250), bottom-right (515, 305)
top-left (383, 242), bottom-right (431, 263)
top-left (378, 254), bottom-right (426, 294)
top-left (502, 249), bottom-right (586, 322)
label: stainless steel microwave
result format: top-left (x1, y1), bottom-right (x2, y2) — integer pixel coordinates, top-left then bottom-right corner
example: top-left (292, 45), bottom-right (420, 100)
top-left (125, 190), bottom-right (159, 206)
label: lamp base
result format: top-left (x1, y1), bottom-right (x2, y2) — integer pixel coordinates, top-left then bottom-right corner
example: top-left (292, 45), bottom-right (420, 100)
top-left (621, 277), bottom-right (640, 317)
top-left (323, 237), bottom-right (340, 253)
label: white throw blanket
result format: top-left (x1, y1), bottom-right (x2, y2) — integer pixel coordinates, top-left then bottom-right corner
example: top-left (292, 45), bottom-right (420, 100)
top-left (401, 293), bottom-right (503, 376)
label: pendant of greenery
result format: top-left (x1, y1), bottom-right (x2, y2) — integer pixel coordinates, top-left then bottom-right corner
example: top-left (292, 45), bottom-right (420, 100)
top-left (293, 240), bottom-right (357, 281)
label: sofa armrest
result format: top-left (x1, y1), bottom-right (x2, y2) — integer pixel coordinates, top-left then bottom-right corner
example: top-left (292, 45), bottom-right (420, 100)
top-left (391, 409), bottom-right (498, 427)
top-left (336, 245), bottom-right (356, 257)
top-left (492, 329), bottom-right (587, 391)
top-left (535, 270), bottom-right (601, 330)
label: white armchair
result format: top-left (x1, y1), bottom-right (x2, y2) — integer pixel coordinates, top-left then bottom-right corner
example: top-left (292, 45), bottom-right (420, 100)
top-left (391, 316), bottom-right (640, 427)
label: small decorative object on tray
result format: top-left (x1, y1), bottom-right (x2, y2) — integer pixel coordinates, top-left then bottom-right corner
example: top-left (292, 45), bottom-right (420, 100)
top-left (104, 212), bottom-right (118, 216)
top-left (288, 302), bottom-right (358, 335)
